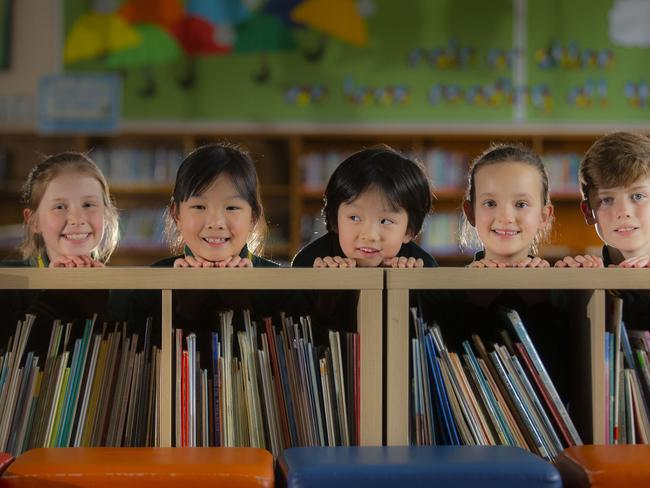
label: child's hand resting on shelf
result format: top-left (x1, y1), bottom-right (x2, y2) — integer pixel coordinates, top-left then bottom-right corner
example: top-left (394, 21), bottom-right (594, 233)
top-left (50, 255), bottom-right (105, 268)
top-left (469, 257), bottom-right (549, 268)
top-left (468, 258), bottom-right (508, 268)
top-left (173, 255), bottom-right (252, 268)
top-left (383, 256), bottom-right (424, 268)
top-left (616, 255), bottom-right (650, 268)
top-left (554, 255), bottom-right (603, 268)
top-left (313, 256), bottom-right (357, 268)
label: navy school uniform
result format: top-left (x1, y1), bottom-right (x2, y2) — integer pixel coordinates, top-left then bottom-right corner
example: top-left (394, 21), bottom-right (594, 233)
top-left (291, 232), bottom-right (438, 344)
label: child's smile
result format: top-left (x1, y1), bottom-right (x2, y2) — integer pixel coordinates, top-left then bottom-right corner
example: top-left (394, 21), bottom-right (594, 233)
top-left (469, 162), bottom-right (552, 265)
top-left (175, 174), bottom-right (254, 263)
top-left (32, 173), bottom-right (105, 261)
top-left (587, 177), bottom-right (650, 260)
top-left (337, 187), bottom-right (411, 267)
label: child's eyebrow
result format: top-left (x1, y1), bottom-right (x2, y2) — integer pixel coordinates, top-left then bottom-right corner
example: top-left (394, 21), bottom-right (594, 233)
top-left (629, 184), bottom-right (650, 192)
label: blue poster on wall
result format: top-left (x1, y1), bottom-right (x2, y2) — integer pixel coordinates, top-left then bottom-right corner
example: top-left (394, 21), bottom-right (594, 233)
top-left (37, 74), bottom-right (121, 133)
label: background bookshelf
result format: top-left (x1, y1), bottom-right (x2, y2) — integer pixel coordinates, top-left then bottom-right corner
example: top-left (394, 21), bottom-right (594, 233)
top-left (1, 125), bottom-right (648, 265)
top-left (0, 267), bottom-right (384, 449)
top-left (384, 268), bottom-right (650, 448)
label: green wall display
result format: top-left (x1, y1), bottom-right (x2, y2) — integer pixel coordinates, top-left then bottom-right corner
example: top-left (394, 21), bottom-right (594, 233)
top-left (63, 0), bottom-right (650, 122)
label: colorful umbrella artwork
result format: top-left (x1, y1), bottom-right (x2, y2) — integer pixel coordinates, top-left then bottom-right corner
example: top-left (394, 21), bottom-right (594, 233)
top-left (235, 12), bottom-right (297, 83)
top-left (118, 0), bottom-right (184, 31)
top-left (64, 12), bottom-right (141, 65)
top-left (105, 23), bottom-right (182, 97)
top-left (291, 0), bottom-right (369, 48)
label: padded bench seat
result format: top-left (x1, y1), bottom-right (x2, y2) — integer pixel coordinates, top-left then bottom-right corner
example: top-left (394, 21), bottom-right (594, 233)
top-left (278, 446), bottom-right (561, 488)
top-left (0, 447), bottom-right (273, 488)
top-left (556, 445), bottom-right (650, 487)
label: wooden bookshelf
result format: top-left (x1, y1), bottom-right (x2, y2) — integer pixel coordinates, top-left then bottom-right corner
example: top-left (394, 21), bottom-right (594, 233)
top-left (384, 268), bottom-right (650, 447)
top-left (0, 267), bottom-right (384, 447)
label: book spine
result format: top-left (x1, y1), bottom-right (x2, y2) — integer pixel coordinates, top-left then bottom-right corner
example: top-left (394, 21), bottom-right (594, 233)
top-left (506, 309), bottom-right (582, 445)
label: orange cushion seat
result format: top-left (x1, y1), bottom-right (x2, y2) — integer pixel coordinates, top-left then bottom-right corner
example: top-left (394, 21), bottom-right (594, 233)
top-left (0, 447), bottom-right (273, 488)
top-left (0, 454), bottom-right (13, 475)
top-left (555, 445), bottom-right (650, 488)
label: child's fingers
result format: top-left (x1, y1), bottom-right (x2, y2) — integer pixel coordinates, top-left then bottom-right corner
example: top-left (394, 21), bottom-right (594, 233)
top-left (578, 255), bottom-right (604, 268)
top-left (516, 257), bottom-right (533, 268)
top-left (632, 256), bottom-right (650, 268)
top-left (69, 255), bottom-right (89, 267)
top-left (322, 256), bottom-right (340, 268)
top-left (623, 255), bottom-right (650, 268)
top-left (237, 258), bottom-right (253, 268)
top-left (554, 258), bottom-right (570, 267)
top-left (538, 259), bottom-right (550, 268)
top-left (173, 258), bottom-right (189, 268)
top-left (225, 256), bottom-right (241, 267)
top-left (396, 256), bottom-right (410, 268)
top-left (92, 260), bottom-right (105, 268)
top-left (49, 257), bottom-right (71, 268)
top-left (184, 256), bottom-right (202, 267)
top-left (618, 256), bottom-right (643, 268)
top-left (344, 258), bottom-right (357, 268)
top-left (414, 258), bottom-right (424, 268)
top-left (383, 257), bottom-right (397, 267)
top-left (313, 257), bottom-right (326, 268)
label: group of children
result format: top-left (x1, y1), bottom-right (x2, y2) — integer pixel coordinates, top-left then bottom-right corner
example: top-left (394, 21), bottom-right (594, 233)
top-left (3, 131), bottom-right (650, 271)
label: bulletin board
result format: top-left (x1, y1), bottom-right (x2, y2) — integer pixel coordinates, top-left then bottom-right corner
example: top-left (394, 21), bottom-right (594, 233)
top-left (63, 0), bottom-right (650, 123)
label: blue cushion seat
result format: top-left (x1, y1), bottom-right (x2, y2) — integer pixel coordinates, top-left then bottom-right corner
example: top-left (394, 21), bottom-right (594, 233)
top-left (278, 446), bottom-right (561, 488)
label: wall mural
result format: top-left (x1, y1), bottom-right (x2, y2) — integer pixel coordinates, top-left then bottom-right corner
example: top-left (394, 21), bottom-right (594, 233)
top-left (63, 0), bottom-right (650, 122)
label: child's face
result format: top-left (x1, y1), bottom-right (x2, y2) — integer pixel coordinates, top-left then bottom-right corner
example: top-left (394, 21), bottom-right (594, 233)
top-left (30, 172), bottom-right (105, 261)
top-left (584, 176), bottom-right (650, 259)
top-left (174, 174), bottom-right (254, 262)
top-left (467, 162), bottom-right (552, 264)
top-left (337, 186), bottom-right (412, 267)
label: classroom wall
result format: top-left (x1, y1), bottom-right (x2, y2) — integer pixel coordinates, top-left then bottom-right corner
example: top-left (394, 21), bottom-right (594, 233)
top-left (0, 0), bottom-right (61, 126)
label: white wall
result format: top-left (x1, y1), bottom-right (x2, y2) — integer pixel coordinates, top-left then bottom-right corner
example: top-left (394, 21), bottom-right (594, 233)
top-left (0, 0), bottom-right (62, 126)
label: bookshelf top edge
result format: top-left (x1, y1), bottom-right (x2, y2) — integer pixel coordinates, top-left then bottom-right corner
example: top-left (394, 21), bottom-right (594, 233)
top-left (0, 267), bottom-right (384, 290)
top-left (386, 267), bottom-right (650, 289)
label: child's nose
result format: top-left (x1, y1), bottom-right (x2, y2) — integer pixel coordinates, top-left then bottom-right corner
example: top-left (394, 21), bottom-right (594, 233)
top-left (497, 206), bottom-right (515, 222)
top-left (614, 199), bottom-right (632, 218)
top-left (67, 207), bottom-right (85, 225)
top-left (359, 221), bottom-right (379, 240)
top-left (206, 209), bottom-right (226, 229)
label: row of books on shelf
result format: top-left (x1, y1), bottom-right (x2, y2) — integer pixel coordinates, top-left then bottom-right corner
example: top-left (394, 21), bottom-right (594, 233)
top-left (0, 315), bottom-right (160, 456)
top-left (0, 309), bottom-right (359, 458)
top-left (605, 296), bottom-right (650, 444)
top-left (299, 148), bottom-right (580, 194)
top-left (410, 307), bottom-right (582, 461)
top-left (174, 311), bottom-right (358, 457)
top-left (91, 146), bottom-right (184, 186)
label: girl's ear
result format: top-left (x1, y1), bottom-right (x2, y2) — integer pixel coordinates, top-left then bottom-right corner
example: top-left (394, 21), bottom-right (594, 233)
top-left (462, 200), bottom-right (475, 226)
top-left (580, 200), bottom-right (597, 225)
top-left (540, 203), bottom-right (554, 227)
top-left (23, 209), bottom-right (38, 232)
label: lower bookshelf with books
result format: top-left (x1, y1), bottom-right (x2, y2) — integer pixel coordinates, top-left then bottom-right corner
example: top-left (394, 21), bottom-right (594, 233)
top-left (386, 268), bottom-right (650, 450)
top-left (0, 268), bottom-right (383, 455)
